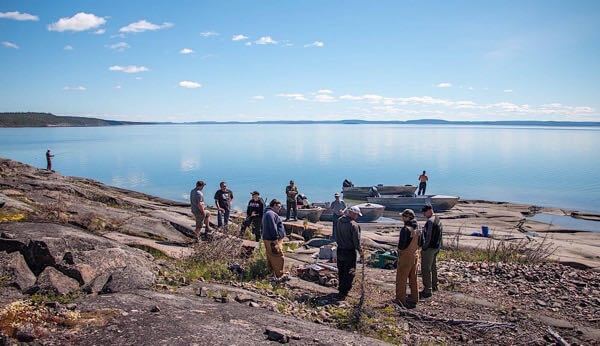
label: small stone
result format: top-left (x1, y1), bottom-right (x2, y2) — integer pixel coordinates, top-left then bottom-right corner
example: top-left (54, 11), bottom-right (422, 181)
top-left (66, 303), bottom-right (77, 311)
top-left (248, 302), bottom-right (260, 308)
top-left (15, 324), bottom-right (35, 342)
top-left (150, 305), bottom-right (160, 313)
top-left (535, 299), bottom-right (547, 307)
top-left (196, 286), bottom-right (208, 297)
top-left (264, 327), bottom-right (300, 343)
top-left (508, 288), bottom-right (519, 295)
top-left (235, 293), bottom-right (255, 303)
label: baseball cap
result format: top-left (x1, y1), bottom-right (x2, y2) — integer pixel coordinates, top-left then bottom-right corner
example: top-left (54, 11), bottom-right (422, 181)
top-left (347, 206), bottom-right (363, 216)
top-left (334, 192), bottom-right (340, 197)
top-left (421, 204), bottom-right (433, 212)
top-left (251, 191), bottom-right (260, 195)
top-left (401, 209), bottom-right (416, 218)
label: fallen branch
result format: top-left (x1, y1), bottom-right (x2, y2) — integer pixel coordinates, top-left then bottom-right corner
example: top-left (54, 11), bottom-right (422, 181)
top-left (394, 306), bottom-right (516, 331)
top-left (547, 327), bottom-right (570, 346)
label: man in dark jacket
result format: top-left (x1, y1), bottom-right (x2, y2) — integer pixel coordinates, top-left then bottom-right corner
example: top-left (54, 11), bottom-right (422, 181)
top-left (262, 199), bottom-right (286, 278)
top-left (335, 206), bottom-right (364, 299)
top-left (241, 191), bottom-right (264, 241)
top-left (214, 181), bottom-right (234, 228)
top-left (46, 149), bottom-right (54, 171)
top-left (420, 204), bottom-right (443, 298)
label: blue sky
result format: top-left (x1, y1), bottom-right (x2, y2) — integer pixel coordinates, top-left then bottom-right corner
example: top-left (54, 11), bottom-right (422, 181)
top-left (1, 0), bottom-right (599, 122)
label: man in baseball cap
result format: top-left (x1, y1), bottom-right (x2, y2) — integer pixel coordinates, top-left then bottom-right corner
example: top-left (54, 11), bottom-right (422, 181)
top-left (335, 205), bottom-right (363, 299)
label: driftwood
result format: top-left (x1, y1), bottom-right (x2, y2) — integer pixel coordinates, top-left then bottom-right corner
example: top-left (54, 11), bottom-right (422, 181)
top-left (547, 327), bottom-right (570, 346)
top-left (394, 306), bottom-right (516, 331)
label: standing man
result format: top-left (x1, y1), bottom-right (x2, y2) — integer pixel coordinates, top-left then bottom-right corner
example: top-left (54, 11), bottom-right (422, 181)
top-left (190, 181), bottom-right (211, 241)
top-left (214, 181), bottom-right (234, 228)
top-left (46, 149), bottom-right (55, 171)
top-left (417, 171), bottom-right (428, 195)
top-left (395, 209), bottom-right (420, 308)
top-left (262, 199), bottom-right (286, 279)
top-left (420, 204), bottom-right (443, 298)
top-left (335, 206), bottom-right (364, 300)
top-left (240, 191), bottom-right (264, 242)
top-left (329, 192), bottom-right (346, 241)
top-left (285, 180), bottom-right (298, 221)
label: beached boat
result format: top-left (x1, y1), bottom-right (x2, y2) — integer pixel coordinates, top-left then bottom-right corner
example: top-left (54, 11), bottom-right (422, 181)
top-left (313, 202), bottom-right (385, 223)
top-left (279, 206), bottom-right (325, 223)
top-left (342, 184), bottom-right (417, 200)
top-left (366, 195), bottom-right (459, 212)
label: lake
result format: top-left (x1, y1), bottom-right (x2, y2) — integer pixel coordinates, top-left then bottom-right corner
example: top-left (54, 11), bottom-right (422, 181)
top-left (1, 124), bottom-right (599, 212)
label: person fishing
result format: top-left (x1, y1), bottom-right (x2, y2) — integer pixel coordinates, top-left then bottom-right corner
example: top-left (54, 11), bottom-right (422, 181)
top-left (418, 170), bottom-right (428, 195)
top-left (45, 149), bottom-right (55, 171)
top-left (395, 209), bottom-right (421, 308)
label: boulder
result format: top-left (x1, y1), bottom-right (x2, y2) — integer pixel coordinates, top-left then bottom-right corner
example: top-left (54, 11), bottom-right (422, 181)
top-left (34, 267), bottom-right (79, 295)
top-left (1, 252), bottom-right (36, 292)
top-left (100, 265), bottom-right (156, 294)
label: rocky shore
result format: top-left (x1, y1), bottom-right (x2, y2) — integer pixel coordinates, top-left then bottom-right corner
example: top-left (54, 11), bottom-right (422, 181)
top-left (1, 158), bottom-right (599, 345)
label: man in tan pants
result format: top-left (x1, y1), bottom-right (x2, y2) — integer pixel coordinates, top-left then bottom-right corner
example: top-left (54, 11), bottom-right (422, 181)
top-left (261, 199), bottom-right (286, 278)
top-left (396, 209), bottom-right (420, 308)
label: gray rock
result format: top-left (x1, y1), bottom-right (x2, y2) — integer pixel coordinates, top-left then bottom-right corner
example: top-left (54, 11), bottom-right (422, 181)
top-left (34, 266), bottom-right (79, 295)
top-left (1, 251), bottom-right (36, 292)
top-left (264, 327), bottom-right (300, 343)
top-left (235, 293), bottom-right (255, 303)
top-left (196, 286), bottom-right (208, 297)
top-left (150, 305), bottom-right (161, 313)
top-left (100, 266), bottom-right (155, 294)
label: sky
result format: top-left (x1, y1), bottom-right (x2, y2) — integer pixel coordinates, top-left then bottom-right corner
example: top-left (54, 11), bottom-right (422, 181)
top-left (1, 0), bottom-right (599, 122)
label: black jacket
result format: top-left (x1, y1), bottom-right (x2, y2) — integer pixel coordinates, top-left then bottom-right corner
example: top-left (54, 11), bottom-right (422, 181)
top-left (246, 198), bottom-right (264, 218)
top-left (422, 216), bottom-right (443, 250)
top-left (398, 219), bottom-right (418, 250)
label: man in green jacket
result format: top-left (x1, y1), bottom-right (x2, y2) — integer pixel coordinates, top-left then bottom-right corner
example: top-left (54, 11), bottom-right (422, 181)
top-left (420, 204), bottom-right (443, 298)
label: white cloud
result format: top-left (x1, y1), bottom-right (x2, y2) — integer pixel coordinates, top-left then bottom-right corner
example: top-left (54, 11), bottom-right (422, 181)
top-left (255, 36), bottom-right (277, 45)
top-left (179, 80), bottom-right (202, 89)
top-left (48, 12), bottom-right (106, 32)
top-left (109, 65), bottom-right (148, 74)
top-left (436, 82), bottom-right (452, 88)
top-left (63, 86), bottom-right (86, 91)
top-left (0, 11), bottom-right (39, 21)
top-left (64, 45), bottom-right (73, 50)
top-left (179, 48), bottom-right (194, 54)
top-left (277, 93), bottom-right (307, 101)
top-left (2, 41), bottom-right (19, 49)
top-left (114, 85), bottom-right (122, 89)
top-left (503, 89), bottom-right (513, 93)
top-left (317, 89), bottom-right (333, 94)
top-left (119, 20), bottom-right (173, 33)
top-left (94, 29), bottom-right (106, 35)
top-left (200, 31), bottom-right (219, 37)
top-left (315, 94), bottom-right (336, 103)
top-left (232, 34), bottom-right (248, 41)
top-left (107, 42), bottom-right (130, 52)
top-left (252, 95), bottom-right (265, 100)
top-left (304, 41), bottom-right (324, 48)
top-left (245, 42), bottom-right (252, 46)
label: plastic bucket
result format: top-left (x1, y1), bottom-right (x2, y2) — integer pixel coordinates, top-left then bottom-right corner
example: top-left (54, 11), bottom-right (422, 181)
top-left (481, 225), bottom-right (489, 237)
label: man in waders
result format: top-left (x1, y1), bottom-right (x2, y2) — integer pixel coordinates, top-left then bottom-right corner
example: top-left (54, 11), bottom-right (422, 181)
top-left (262, 199), bottom-right (287, 279)
top-left (396, 209), bottom-right (420, 308)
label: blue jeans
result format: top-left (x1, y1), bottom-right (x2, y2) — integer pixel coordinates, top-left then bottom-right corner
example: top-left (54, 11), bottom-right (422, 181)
top-left (217, 209), bottom-right (230, 227)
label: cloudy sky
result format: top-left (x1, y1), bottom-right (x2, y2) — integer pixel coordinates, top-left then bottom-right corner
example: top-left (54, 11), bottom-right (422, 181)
top-left (1, 1), bottom-right (599, 122)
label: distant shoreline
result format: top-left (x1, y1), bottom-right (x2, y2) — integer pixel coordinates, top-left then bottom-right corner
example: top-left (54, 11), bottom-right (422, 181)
top-left (1, 112), bottom-right (600, 128)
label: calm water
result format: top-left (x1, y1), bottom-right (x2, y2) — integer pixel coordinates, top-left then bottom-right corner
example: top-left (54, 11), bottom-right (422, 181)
top-left (1, 124), bottom-right (599, 212)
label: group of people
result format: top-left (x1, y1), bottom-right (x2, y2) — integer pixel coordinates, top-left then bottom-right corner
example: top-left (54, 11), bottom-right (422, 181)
top-left (190, 175), bottom-right (441, 306)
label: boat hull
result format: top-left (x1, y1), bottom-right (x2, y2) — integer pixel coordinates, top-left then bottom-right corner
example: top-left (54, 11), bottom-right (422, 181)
top-left (313, 202), bottom-right (385, 223)
top-left (366, 195), bottom-right (459, 212)
top-left (279, 206), bottom-right (325, 223)
top-left (342, 185), bottom-right (417, 200)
